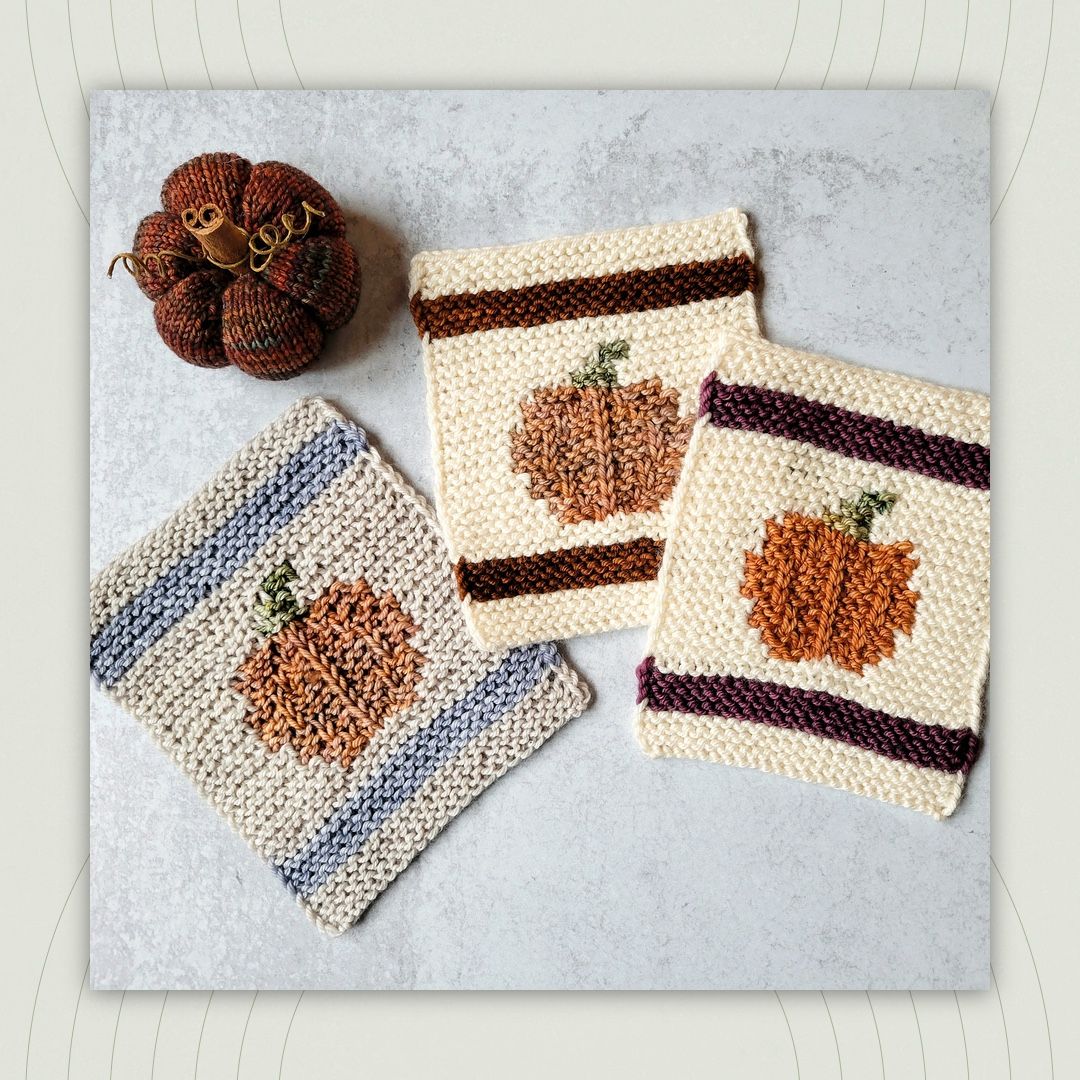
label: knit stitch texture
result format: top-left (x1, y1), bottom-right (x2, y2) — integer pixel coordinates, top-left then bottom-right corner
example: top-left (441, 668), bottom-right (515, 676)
top-left (90, 399), bottom-right (589, 933)
top-left (409, 211), bottom-right (759, 648)
top-left (636, 332), bottom-right (990, 819)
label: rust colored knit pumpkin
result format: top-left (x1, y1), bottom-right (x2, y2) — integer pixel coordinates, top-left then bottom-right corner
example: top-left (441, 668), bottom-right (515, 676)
top-left (111, 152), bottom-right (361, 379)
top-left (741, 491), bottom-right (920, 674)
top-left (510, 340), bottom-right (695, 525)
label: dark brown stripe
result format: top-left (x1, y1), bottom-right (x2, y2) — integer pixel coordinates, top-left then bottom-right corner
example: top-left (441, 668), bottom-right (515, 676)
top-left (411, 254), bottom-right (756, 339)
top-left (456, 538), bottom-right (665, 602)
top-left (636, 657), bottom-right (980, 775)
top-left (700, 375), bottom-right (990, 490)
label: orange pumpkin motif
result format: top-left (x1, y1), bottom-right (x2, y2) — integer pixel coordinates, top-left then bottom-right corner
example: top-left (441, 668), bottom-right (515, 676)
top-left (233, 563), bottom-right (425, 768)
top-left (510, 340), bottom-right (695, 525)
top-left (741, 491), bottom-right (919, 674)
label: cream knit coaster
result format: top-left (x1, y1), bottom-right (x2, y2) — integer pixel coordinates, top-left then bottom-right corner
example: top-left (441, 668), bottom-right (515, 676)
top-left (90, 399), bottom-right (589, 933)
top-left (409, 211), bottom-right (759, 649)
top-left (636, 332), bottom-right (989, 819)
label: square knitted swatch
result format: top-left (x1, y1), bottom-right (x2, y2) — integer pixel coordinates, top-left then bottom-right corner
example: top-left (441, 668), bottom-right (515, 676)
top-left (90, 399), bottom-right (589, 934)
top-left (636, 332), bottom-right (990, 818)
top-left (409, 211), bottom-right (759, 649)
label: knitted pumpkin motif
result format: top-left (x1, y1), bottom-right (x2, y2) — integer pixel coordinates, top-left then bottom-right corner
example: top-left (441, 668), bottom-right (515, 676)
top-left (510, 340), bottom-right (695, 525)
top-left (741, 491), bottom-right (920, 674)
top-left (110, 152), bottom-right (361, 379)
top-left (233, 563), bottom-right (426, 768)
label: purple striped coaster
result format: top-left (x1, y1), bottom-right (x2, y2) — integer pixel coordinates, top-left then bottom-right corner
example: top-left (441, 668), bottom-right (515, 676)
top-left (637, 333), bottom-right (989, 818)
top-left (91, 399), bottom-right (589, 934)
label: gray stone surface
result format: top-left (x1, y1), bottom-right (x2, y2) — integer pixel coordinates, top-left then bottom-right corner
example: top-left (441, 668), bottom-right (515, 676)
top-left (90, 90), bottom-right (989, 990)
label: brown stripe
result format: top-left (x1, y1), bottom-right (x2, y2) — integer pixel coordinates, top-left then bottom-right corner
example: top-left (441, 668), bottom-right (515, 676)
top-left (411, 255), bottom-right (756, 339)
top-left (636, 658), bottom-right (980, 775)
top-left (456, 539), bottom-right (665, 602)
top-left (700, 375), bottom-right (990, 490)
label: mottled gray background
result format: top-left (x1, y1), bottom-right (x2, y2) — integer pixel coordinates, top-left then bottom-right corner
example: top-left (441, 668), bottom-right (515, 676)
top-left (90, 90), bottom-right (988, 990)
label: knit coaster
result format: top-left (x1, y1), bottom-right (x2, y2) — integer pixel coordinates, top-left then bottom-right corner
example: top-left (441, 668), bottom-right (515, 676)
top-left (636, 332), bottom-right (990, 818)
top-left (409, 211), bottom-right (759, 648)
top-left (90, 399), bottom-right (589, 933)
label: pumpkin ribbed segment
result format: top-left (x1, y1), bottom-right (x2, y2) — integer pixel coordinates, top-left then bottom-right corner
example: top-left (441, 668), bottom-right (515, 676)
top-left (161, 151), bottom-right (251, 223)
top-left (153, 270), bottom-right (231, 368)
top-left (131, 211), bottom-right (202, 300)
top-left (221, 275), bottom-right (324, 379)
top-left (265, 235), bottom-right (361, 331)
top-left (241, 161), bottom-right (348, 237)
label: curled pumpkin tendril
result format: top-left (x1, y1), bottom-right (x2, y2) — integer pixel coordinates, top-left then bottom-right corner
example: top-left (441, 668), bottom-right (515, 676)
top-left (248, 202), bottom-right (325, 272)
top-left (106, 249), bottom-right (201, 279)
top-left (108, 201), bottom-right (327, 279)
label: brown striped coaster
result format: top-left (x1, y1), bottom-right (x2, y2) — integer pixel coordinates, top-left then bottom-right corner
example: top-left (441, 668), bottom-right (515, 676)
top-left (409, 211), bottom-right (760, 648)
top-left (637, 331), bottom-right (989, 818)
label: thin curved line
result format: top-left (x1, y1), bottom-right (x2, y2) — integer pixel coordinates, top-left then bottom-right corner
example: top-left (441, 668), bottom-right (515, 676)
top-left (66, 0), bottom-right (88, 118)
top-left (194, 991), bottom-right (215, 1078)
top-left (910, 993), bottom-right (927, 1080)
top-left (821, 993), bottom-right (842, 1079)
top-left (150, 991), bottom-right (168, 1080)
top-left (865, 993), bottom-right (885, 1080)
top-left (65, 961), bottom-right (90, 1080)
top-left (774, 992), bottom-right (801, 1078)
top-left (865, 0), bottom-right (886, 89)
top-left (277, 993), bottom-right (304, 1080)
top-left (150, 0), bottom-right (169, 88)
top-left (954, 992), bottom-right (970, 1080)
top-left (992, 0), bottom-right (1054, 224)
top-left (194, 0), bottom-right (215, 89)
top-left (992, 857), bottom-right (1055, 1075)
top-left (25, 856), bottom-right (89, 1078)
top-left (108, 989), bottom-right (127, 1079)
top-left (954, 0), bottom-right (971, 87)
top-left (236, 993), bottom-right (258, 1080)
top-left (909, 0), bottom-right (927, 88)
top-left (108, 0), bottom-right (126, 88)
top-left (774, 0), bottom-right (800, 89)
top-left (991, 0), bottom-right (1012, 116)
top-left (236, 0), bottom-right (258, 87)
top-left (278, 0), bottom-right (305, 89)
top-left (821, 0), bottom-right (843, 89)
top-left (990, 963), bottom-right (1013, 1079)
top-left (23, 0), bottom-right (89, 224)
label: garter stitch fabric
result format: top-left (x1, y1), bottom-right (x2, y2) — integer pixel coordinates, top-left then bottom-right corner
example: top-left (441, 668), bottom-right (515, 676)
top-left (409, 211), bottom-right (760, 649)
top-left (636, 332), bottom-right (990, 819)
top-left (90, 399), bottom-right (589, 933)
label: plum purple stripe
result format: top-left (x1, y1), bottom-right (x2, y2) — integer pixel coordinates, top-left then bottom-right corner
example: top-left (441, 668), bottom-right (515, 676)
top-left (277, 642), bottom-right (560, 899)
top-left (636, 657), bottom-right (980, 775)
top-left (90, 420), bottom-right (368, 688)
top-left (699, 375), bottom-right (989, 490)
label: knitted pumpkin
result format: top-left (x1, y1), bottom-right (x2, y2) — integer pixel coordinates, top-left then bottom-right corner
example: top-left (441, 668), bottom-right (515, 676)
top-left (741, 491), bottom-right (919, 674)
top-left (110, 152), bottom-right (361, 379)
top-left (233, 563), bottom-right (426, 768)
top-left (510, 340), bottom-right (695, 525)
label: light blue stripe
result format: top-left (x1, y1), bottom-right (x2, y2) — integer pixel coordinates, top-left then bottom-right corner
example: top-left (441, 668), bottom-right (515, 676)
top-left (91, 420), bottom-right (368, 688)
top-left (277, 642), bottom-right (560, 899)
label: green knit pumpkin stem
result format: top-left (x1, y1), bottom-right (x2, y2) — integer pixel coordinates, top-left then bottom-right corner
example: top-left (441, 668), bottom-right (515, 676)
top-left (571, 339), bottom-right (629, 388)
top-left (821, 491), bottom-right (898, 541)
top-left (253, 561), bottom-right (302, 635)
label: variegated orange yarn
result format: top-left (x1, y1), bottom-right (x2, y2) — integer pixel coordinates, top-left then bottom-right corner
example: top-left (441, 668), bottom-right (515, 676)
top-left (510, 340), bottom-right (694, 525)
top-left (741, 499), bottom-right (919, 674)
top-left (233, 576), bottom-right (426, 768)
